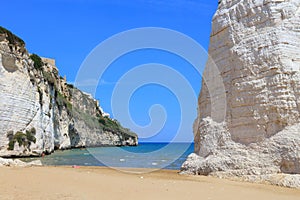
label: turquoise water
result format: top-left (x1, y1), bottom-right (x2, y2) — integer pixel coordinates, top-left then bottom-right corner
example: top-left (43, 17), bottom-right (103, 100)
top-left (22, 143), bottom-right (193, 170)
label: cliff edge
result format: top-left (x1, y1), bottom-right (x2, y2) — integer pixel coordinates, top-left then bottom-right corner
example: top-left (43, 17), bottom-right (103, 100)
top-left (0, 26), bottom-right (138, 157)
top-left (181, 0), bottom-right (300, 188)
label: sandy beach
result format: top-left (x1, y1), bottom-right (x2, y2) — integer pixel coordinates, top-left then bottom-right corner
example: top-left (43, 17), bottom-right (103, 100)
top-left (0, 166), bottom-right (299, 200)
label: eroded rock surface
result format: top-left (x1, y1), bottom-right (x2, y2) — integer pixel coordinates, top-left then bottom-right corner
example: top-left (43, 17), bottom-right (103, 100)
top-left (181, 0), bottom-right (300, 188)
top-left (0, 157), bottom-right (42, 167)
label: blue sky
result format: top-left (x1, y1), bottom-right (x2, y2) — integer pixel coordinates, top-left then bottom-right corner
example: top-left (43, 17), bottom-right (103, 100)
top-left (1, 0), bottom-right (218, 142)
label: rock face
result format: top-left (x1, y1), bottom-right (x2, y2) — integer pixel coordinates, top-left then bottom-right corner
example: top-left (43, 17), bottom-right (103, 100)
top-left (0, 27), bottom-right (138, 157)
top-left (181, 0), bottom-right (300, 188)
top-left (0, 157), bottom-right (42, 167)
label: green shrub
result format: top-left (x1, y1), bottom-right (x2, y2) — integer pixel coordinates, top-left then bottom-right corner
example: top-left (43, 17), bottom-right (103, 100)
top-left (26, 128), bottom-right (37, 143)
top-left (30, 53), bottom-right (44, 70)
top-left (98, 116), bottom-right (123, 132)
top-left (14, 131), bottom-right (27, 147)
top-left (29, 127), bottom-right (36, 135)
top-left (8, 140), bottom-right (15, 151)
top-left (98, 117), bottom-right (106, 125)
top-left (7, 131), bottom-right (15, 150)
top-left (6, 128), bottom-right (37, 151)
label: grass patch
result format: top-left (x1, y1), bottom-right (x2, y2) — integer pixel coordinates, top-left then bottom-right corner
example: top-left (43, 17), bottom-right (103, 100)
top-left (98, 116), bottom-right (136, 137)
top-left (73, 108), bottom-right (100, 129)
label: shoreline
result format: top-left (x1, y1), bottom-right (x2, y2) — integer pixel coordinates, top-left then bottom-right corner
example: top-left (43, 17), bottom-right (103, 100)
top-left (16, 143), bottom-right (194, 171)
top-left (1, 142), bottom-right (191, 159)
top-left (0, 143), bottom-right (139, 159)
top-left (0, 165), bottom-right (299, 200)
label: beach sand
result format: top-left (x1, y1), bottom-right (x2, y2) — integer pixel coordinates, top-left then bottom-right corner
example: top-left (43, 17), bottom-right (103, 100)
top-left (0, 166), bottom-right (299, 200)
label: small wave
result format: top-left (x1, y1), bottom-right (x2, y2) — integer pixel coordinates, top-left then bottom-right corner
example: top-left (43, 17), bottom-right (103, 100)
top-left (125, 155), bottom-right (134, 158)
top-left (119, 159), bottom-right (125, 162)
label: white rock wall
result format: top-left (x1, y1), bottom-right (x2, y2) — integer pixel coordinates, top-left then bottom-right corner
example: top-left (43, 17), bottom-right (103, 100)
top-left (0, 33), bottom-right (138, 157)
top-left (198, 0), bottom-right (300, 145)
top-left (182, 0), bottom-right (300, 188)
top-left (0, 41), bottom-right (61, 156)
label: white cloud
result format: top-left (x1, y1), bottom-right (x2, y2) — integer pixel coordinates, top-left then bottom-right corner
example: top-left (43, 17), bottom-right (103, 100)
top-left (73, 79), bottom-right (99, 87)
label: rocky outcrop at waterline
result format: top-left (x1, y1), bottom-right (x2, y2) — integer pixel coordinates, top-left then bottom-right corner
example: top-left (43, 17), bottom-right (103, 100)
top-left (0, 26), bottom-right (138, 157)
top-left (0, 157), bottom-right (42, 167)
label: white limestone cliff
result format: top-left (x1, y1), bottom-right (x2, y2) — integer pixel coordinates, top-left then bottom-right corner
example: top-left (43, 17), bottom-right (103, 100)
top-left (181, 0), bottom-right (300, 188)
top-left (0, 27), bottom-right (138, 158)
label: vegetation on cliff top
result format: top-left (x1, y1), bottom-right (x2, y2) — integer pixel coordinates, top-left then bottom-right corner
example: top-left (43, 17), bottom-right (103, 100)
top-left (98, 115), bottom-right (136, 137)
top-left (0, 26), bottom-right (25, 47)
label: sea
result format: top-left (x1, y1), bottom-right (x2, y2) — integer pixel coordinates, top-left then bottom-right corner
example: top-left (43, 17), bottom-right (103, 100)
top-left (21, 143), bottom-right (194, 170)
